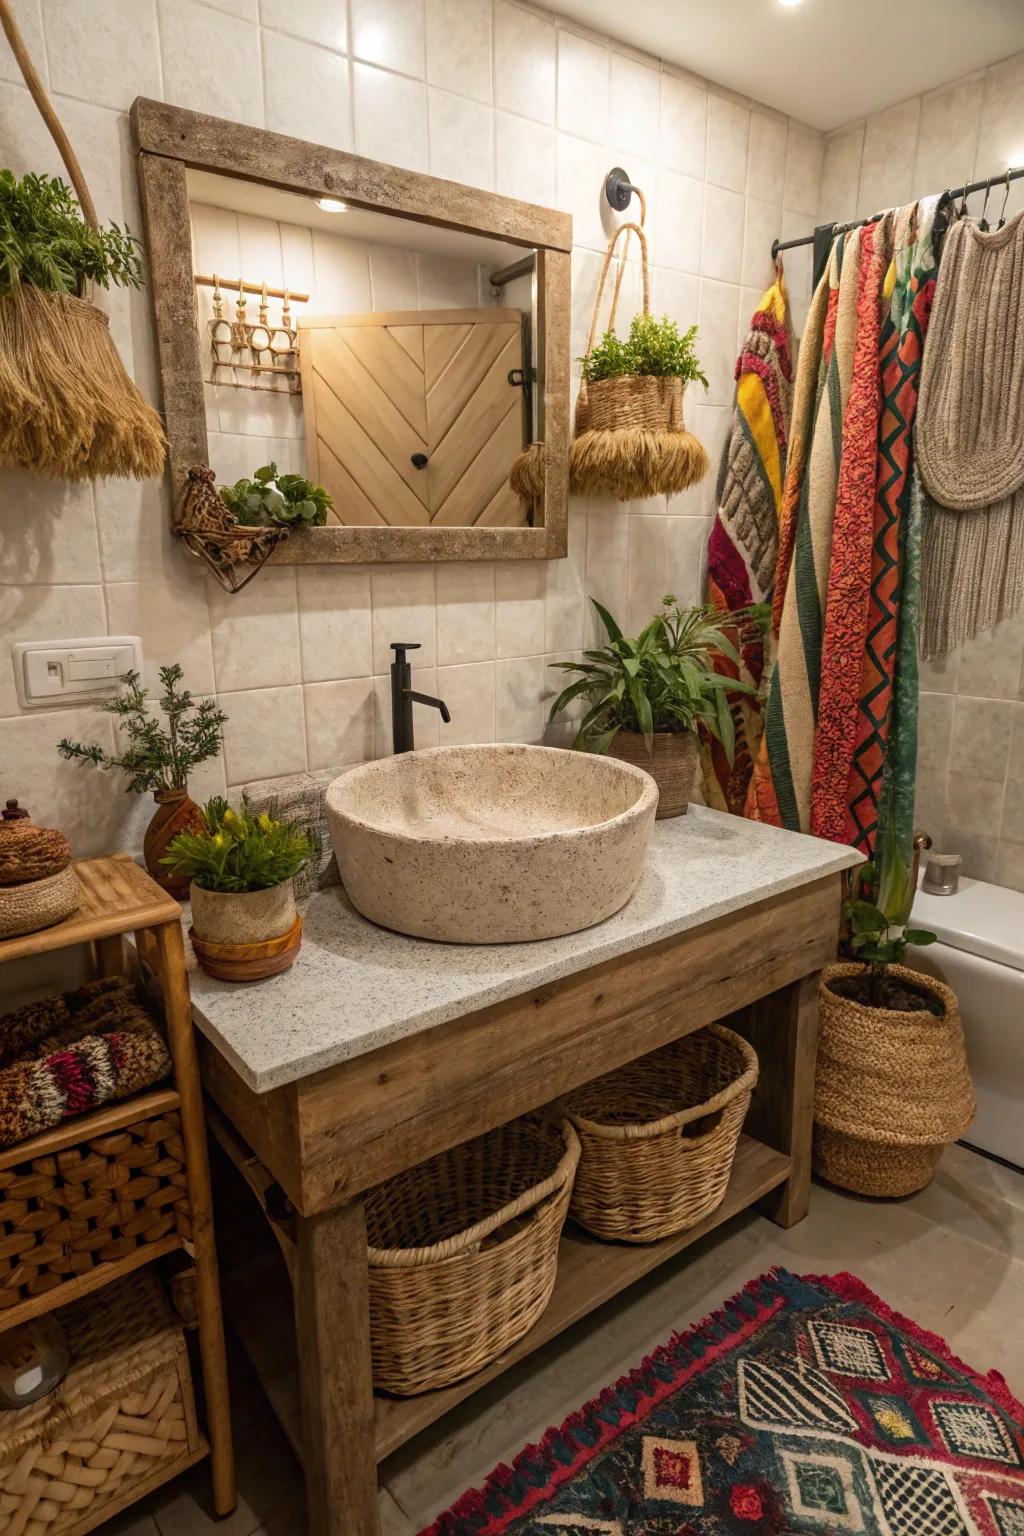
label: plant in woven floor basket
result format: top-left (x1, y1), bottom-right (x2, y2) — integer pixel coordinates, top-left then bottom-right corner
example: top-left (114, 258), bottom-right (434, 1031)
top-left (0, 0), bottom-right (165, 479)
top-left (162, 797), bottom-right (311, 980)
top-left (548, 596), bottom-right (756, 818)
top-left (814, 844), bottom-right (975, 1198)
top-left (57, 664), bottom-right (227, 899)
top-left (571, 219), bottom-right (710, 500)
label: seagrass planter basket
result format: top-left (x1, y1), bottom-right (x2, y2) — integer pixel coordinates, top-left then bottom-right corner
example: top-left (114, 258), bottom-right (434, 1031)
top-left (560, 1024), bottom-right (759, 1243)
top-left (365, 1114), bottom-right (580, 1395)
top-left (813, 962), bottom-right (975, 1197)
top-left (0, 1268), bottom-right (199, 1536)
top-left (0, 1112), bottom-right (191, 1314)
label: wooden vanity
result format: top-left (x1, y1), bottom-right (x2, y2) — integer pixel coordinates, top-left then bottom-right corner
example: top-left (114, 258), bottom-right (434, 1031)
top-left (187, 808), bottom-right (859, 1534)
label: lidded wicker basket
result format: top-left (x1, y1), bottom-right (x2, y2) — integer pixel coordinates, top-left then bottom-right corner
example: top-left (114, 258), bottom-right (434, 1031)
top-left (0, 800), bottom-right (79, 940)
top-left (365, 1114), bottom-right (579, 1395)
top-left (560, 1024), bottom-right (758, 1242)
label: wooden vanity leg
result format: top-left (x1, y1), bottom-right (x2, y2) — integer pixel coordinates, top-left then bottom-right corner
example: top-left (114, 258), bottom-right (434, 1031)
top-left (730, 971), bottom-right (821, 1227)
top-left (295, 1200), bottom-right (380, 1536)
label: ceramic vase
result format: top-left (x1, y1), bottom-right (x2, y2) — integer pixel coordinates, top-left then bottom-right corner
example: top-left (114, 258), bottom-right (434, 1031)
top-left (608, 730), bottom-right (698, 818)
top-left (144, 789), bottom-right (205, 898)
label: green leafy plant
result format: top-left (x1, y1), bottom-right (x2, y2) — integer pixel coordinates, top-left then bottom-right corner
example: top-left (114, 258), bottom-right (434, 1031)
top-left (57, 665), bottom-right (227, 795)
top-left (548, 595), bottom-right (756, 761)
top-left (220, 462), bottom-right (332, 528)
top-left (581, 314), bottom-right (709, 388)
top-left (161, 797), bottom-right (310, 892)
top-left (843, 843), bottom-right (936, 1008)
top-left (0, 171), bottom-right (143, 296)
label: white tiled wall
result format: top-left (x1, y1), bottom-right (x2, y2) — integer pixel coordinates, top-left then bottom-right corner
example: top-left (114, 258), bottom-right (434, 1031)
top-left (0, 0), bottom-right (828, 859)
top-left (817, 51), bottom-right (1024, 891)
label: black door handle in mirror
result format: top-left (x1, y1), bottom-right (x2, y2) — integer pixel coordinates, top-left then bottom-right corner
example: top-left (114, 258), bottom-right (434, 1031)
top-left (410, 452), bottom-right (428, 469)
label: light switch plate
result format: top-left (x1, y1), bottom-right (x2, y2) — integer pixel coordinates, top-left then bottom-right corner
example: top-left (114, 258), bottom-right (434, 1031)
top-left (12, 636), bottom-right (143, 708)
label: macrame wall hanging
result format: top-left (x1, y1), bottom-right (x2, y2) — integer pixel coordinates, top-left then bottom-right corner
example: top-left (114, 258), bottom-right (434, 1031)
top-left (195, 274), bottom-right (307, 393)
top-left (0, 0), bottom-right (165, 481)
top-left (176, 467), bottom-right (288, 594)
top-left (571, 209), bottom-right (709, 501)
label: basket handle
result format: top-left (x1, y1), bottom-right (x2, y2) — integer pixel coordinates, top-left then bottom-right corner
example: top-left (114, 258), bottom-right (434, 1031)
top-left (0, 0), bottom-right (100, 230)
top-left (367, 1120), bottom-right (581, 1270)
top-left (582, 219), bottom-right (651, 361)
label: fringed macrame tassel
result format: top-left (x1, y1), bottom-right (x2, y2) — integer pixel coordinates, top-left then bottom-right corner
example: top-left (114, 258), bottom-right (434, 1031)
top-left (919, 479), bottom-right (1024, 659)
top-left (0, 286), bottom-right (166, 480)
top-left (570, 426), bottom-right (708, 501)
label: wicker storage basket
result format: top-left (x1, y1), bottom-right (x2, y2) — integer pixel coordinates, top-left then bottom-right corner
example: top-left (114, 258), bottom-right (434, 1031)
top-left (0, 1113), bottom-right (191, 1313)
top-left (0, 867), bottom-right (80, 941)
top-left (561, 1025), bottom-right (758, 1242)
top-left (813, 962), bottom-right (975, 1197)
top-left (365, 1115), bottom-right (579, 1395)
top-left (0, 1269), bottom-right (199, 1536)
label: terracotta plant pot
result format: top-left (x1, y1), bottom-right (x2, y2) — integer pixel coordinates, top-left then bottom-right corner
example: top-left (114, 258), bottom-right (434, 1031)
top-left (812, 961), bottom-right (975, 1197)
top-left (189, 881), bottom-right (301, 982)
top-left (144, 789), bottom-right (205, 898)
top-left (607, 731), bottom-right (698, 818)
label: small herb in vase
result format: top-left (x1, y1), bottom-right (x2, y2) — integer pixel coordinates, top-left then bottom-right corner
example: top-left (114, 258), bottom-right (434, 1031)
top-left (57, 665), bottom-right (226, 794)
top-left (220, 463), bottom-right (332, 528)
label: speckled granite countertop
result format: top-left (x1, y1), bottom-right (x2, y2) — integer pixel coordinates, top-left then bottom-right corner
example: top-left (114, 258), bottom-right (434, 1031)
top-left (186, 806), bottom-right (861, 1093)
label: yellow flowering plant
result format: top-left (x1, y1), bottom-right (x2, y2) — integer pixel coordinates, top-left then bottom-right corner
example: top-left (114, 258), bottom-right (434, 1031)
top-left (161, 797), bottom-right (310, 892)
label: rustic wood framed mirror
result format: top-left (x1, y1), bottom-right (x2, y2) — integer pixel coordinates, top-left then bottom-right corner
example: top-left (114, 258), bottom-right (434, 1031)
top-left (130, 99), bottom-right (571, 565)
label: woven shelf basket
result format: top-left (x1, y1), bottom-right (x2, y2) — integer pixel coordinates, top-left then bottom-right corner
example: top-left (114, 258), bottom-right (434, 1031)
top-left (365, 1114), bottom-right (580, 1395)
top-left (0, 867), bottom-right (80, 941)
top-left (813, 962), bottom-right (975, 1197)
top-left (0, 1113), bottom-right (191, 1314)
top-left (0, 1268), bottom-right (199, 1536)
top-left (560, 1024), bottom-right (758, 1242)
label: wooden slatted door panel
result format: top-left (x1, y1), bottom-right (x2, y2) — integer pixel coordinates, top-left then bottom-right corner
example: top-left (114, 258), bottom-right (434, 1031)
top-left (299, 308), bottom-right (525, 529)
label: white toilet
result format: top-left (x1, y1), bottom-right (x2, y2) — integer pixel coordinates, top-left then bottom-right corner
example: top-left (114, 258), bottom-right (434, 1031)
top-left (909, 876), bottom-right (1024, 1171)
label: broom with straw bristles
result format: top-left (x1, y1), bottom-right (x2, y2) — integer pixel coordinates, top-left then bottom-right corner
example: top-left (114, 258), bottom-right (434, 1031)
top-left (0, 0), bottom-right (165, 480)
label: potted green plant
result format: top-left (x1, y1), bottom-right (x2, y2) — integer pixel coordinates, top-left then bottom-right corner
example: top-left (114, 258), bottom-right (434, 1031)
top-left (814, 839), bottom-right (974, 1197)
top-left (548, 596), bottom-right (755, 817)
top-left (219, 462), bottom-right (332, 527)
top-left (161, 799), bottom-right (311, 979)
top-left (57, 666), bottom-right (227, 897)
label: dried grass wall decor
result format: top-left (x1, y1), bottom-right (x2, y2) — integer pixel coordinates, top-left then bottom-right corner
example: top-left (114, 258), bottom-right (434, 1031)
top-left (0, 0), bottom-right (166, 481)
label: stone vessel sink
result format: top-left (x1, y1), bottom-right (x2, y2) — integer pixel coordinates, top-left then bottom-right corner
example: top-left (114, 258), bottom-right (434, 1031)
top-left (325, 744), bottom-right (658, 943)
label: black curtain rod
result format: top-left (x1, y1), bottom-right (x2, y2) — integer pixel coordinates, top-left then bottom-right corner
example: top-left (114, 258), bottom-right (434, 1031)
top-left (770, 163), bottom-right (1024, 260)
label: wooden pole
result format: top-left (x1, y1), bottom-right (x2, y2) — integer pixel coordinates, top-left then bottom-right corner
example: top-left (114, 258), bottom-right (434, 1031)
top-left (154, 919), bottom-right (236, 1516)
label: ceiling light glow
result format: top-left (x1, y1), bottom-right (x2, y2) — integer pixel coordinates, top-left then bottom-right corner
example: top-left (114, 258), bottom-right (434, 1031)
top-left (317, 197), bottom-right (349, 213)
top-left (777, 0), bottom-right (805, 8)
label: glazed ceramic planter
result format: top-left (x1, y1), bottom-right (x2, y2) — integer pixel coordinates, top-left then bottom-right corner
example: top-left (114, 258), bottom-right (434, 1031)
top-left (607, 731), bottom-right (698, 819)
top-left (144, 789), bottom-right (204, 898)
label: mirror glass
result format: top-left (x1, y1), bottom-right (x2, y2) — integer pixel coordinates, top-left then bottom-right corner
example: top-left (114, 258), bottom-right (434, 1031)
top-left (187, 170), bottom-right (541, 533)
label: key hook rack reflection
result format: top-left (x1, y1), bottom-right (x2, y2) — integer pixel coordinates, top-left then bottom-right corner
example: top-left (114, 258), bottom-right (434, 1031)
top-left (194, 273), bottom-right (310, 393)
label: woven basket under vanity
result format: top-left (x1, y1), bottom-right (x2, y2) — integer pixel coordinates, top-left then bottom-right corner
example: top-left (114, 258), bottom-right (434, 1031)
top-left (560, 1025), bottom-right (758, 1242)
top-left (365, 1114), bottom-right (579, 1395)
top-left (0, 1269), bottom-right (199, 1536)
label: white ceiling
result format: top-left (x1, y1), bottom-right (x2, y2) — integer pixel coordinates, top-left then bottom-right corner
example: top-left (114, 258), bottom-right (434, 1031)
top-left (546, 0), bottom-right (1024, 132)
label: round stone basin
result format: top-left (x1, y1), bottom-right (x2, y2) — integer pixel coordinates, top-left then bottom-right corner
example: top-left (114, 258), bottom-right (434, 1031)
top-left (325, 744), bottom-right (658, 943)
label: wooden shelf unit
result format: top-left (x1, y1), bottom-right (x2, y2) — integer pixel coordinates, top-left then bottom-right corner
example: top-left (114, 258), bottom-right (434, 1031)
top-left (216, 1131), bottom-right (790, 1466)
top-left (0, 855), bottom-right (235, 1518)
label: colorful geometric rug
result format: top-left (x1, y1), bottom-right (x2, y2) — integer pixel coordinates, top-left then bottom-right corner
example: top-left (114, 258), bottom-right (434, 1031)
top-left (421, 1269), bottom-right (1024, 1535)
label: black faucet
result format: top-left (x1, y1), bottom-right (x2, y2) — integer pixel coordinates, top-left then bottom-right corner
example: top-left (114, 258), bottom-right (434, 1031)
top-left (390, 642), bottom-right (450, 753)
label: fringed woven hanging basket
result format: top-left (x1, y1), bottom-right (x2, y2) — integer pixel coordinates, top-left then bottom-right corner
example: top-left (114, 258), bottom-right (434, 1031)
top-left (0, 0), bottom-right (166, 481)
top-left (571, 220), bottom-right (708, 501)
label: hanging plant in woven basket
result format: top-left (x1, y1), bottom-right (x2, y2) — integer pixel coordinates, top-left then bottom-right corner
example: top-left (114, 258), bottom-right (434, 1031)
top-left (571, 220), bottom-right (709, 501)
top-left (0, 0), bottom-right (165, 481)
